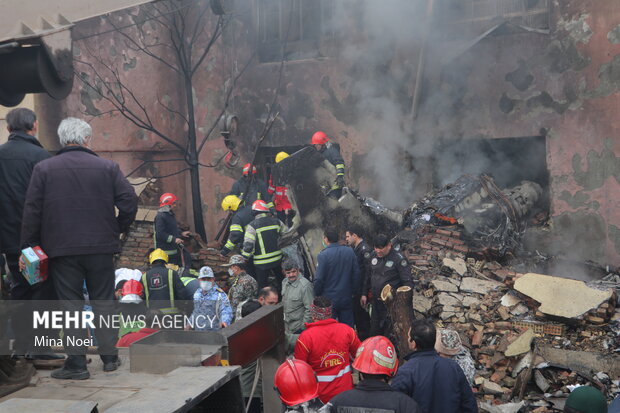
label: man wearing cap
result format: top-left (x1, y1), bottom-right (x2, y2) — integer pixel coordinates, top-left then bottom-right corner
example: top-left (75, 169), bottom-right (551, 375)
top-left (225, 255), bottom-right (258, 319)
top-left (294, 296), bottom-right (361, 403)
top-left (187, 266), bottom-right (233, 331)
top-left (281, 257), bottom-right (313, 352)
top-left (435, 328), bottom-right (476, 386)
top-left (142, 248), bottom-right (190, 314)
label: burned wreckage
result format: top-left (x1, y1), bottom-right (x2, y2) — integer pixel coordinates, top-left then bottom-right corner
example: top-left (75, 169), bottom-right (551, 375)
top-left (272, 147), bottom-right (620, 411)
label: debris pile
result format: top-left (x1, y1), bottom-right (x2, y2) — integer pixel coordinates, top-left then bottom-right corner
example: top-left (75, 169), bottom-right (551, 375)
top-left (393, 176), bottom-right (619, 410)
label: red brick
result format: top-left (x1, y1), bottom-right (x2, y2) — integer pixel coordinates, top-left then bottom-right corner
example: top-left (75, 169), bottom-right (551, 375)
top-left (453, 245), bottom-right (469, 253)
top-left (435, 229), bottom-right (452, 236)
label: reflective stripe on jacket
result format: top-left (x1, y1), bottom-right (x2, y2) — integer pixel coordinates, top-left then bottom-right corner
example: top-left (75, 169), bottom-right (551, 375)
top-left (241, 213), bottom-right (287, 268)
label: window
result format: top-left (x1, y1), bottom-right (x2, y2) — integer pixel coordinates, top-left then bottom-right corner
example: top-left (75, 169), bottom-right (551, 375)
top-left (256, 0), bottom-right (334, 63)
top-left (438, 0), bottom-right (550, 37)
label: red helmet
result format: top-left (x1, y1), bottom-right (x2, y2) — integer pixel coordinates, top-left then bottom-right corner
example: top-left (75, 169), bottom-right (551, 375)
top-left (274, 359), bottom-right (319, 406)
top-left (311, 131), bottom-right (329, 145)
top-left (242, 163), bottom-right (257, 176)
top-left (122, 279), bottom-right (144, 296)
top-left (352, 336), bottom-right (399, 377)
top-left (252, 199), bottom-right (269, 212)
top-left (159, 192), bottom-right (177, 207)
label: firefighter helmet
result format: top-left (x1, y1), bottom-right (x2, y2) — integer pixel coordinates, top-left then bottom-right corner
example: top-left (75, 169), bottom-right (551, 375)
top-left (120, 279), bottom-right (144, 304)
top-left (275, 151), bottom-right (289, 163)
top-left (159, 192), bottom-right (177, 207)
top-left (221, 195), bottom-right (242, 212)
top-left (252, 199), bottom-right (269, 212)
top-left (274, 359), bottom-right (319, 406)
top-left (149, 248), bottom-right (169, 264)
top-left (311, 131), bottom-right (329, 145)
top-left (352, 335), bottom-right (399, 377)
top-left (242, 163), bottom-right (257, 176)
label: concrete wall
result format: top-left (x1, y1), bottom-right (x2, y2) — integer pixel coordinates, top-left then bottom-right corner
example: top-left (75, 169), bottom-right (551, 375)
top-left (46, 0), bottom-right (620, 266)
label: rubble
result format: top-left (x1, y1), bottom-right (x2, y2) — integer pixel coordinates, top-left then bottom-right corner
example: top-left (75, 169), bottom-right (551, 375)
top-left (514, 273), bottom-right (616, 322)
top-left (505, 329), bottom-right (535, 357)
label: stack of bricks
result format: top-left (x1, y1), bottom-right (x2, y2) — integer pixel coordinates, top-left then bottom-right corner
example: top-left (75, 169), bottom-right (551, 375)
top-left (403, 224), bottom-right (469, 272)
top-left (193, 248), bottom-right (229, 275)
top-left (118, 221), bottom-right (153, 268)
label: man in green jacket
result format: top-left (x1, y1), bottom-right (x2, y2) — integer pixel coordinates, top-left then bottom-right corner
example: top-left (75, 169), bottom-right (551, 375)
top-left (281, 257), bottom-right (313, 353)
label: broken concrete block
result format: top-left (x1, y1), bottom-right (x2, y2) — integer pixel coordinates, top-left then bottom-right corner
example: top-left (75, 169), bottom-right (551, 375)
top-left (413, 295), bottom-right (432, 313)
top-left (534, 370), bottom-right (550, 392)
top-left (431, 279), bottom-right (459, 293)
top-left (443, 257), bottom-right (467, 276)
top-left (512, 351), bottom-right (533, 377)
top-left (505, 329), bottom-right (535, 357)
top-left (500, 292), bottom-right (521, 307)
top-left (510, 303), bottom-right (529, 316)
top-left (479, 401), bottom-right (525, 413)
top-left (514, 273), bottom-right (615, 320)
top-left (460, 277), bottom-right (504, 295)
top-left (497, 306), bottom-right (511, 320)
top-left (435, 292), bottom-right (463, 308)
top-left (462, 296), bottom-right (480, 308)
top-left (482, 378), bottom-right (507, 395)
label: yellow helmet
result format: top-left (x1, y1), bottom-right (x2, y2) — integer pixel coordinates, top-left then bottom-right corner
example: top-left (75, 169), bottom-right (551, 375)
top-left (275, 151), bottom-right (289, 163)
top-left (221, 195), bottom-right (242, 211)
top-left (149, 248), bottom-right (169, 264)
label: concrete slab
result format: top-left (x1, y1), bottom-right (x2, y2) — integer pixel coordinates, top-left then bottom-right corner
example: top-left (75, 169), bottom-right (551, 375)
top-left (460, 277), bottom-right (504, 295)
top-left (443, 257), bottom-right (467, 276)
top-left (505, 329), bottom-right (535, 357)
top-left (0, 399), bottom-right (97, 413)
top-left (514, 273), bottom-right (614, 319)
top-left (431, 279), bottom-right (459, 293)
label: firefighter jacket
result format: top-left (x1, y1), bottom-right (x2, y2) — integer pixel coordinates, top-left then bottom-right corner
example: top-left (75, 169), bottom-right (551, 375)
top-left (228, 271), bottom-right (258, 318)
top-left (141, 263), bottom-right (189, 314)
top-left (352, 240), bottom-right (372, 296)
top-left (365, 248), bottom-right (414, 299)
top-left (230, 176), bottom-right (272, 208)
top-left (189, 286), bottom-right (233, 331)
top-left (180, 275), bottom-right (200, 298)
top-left (221, 206), bottom-right (254, 255)
top-left (241, 213), bottom-right (288, 269)
top-left (319, 142), bottom-right (345, 187)
top-left (326, 378), bottom-right (421, 413)
top-left (153, 206), bottom-right (181, 259)
top-left (294, 318), bottom-right (361, 404)
top-left (268, 175), bottom-right (293, 211)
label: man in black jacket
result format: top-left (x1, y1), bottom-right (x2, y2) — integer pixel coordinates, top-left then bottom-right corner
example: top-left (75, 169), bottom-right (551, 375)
top-left (154, 192), bottom-right (191, 267)
top-left (21, 117), bottom-right (138, 380)
top-left (345, 224), bottom-right (372, 340)
top-left (0, 108), bottom-right (56, 358)
top-left (311, 131), bottom-right (345, 198)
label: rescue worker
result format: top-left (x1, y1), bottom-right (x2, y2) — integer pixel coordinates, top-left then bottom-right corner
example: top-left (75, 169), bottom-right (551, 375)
top-left (230, 163), bottom-right (272, 209)
top-left (219, 194), bottom-right (254, 257)
top-left (294, 296), bottom-right (361, 404)
top-left (141, 248), bottom-right (190, 314)
top-left (274, 359), bottom-right (325, 413)
top-left (224, 254), bottom-right (258, 319)
top-left (314, 228), bottom-right (359, 327)
top-left (154, 192), bottom-right (191, 267)
top-left (326, 336), bottom-right (421, 412)
top-left (242, 199), bottom-right (289, 292)
top-left (311, 131), bottom-right (345, 198)
top-left (268, 151), bottom-right (294, 226)
top-left (362, 234), bottom-right (414, 338)
top-left (281, 257), bottom-right (313, 353)
top-left (187, 266), bottom-right (233, 331)
top-left (345, 224), bottom-right (372, 340)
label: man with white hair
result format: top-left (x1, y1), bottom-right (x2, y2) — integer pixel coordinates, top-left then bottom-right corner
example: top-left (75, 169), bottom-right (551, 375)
top-left (21, 117), bottom-right (138, 380)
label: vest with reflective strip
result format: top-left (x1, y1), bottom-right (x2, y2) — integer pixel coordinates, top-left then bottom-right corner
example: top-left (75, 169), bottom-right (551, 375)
top-left (252, 216), bottom-right (282, 266)
top-left (142, 269), bottom-right (179, 314)
top-left (316, 365), bottom-right (352, 382)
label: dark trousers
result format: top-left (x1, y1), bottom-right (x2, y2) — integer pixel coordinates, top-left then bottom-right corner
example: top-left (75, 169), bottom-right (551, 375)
top-left (353, 295), bottom-right (371, 341)
top-left (5, 252), bottom-right (57, 354)
top-left (332, 300), bottom-right (354, 328)
top-left (168, 248), bottom-right (192, 268)
top-left (50, 254), bottom-right (118, 370)
top-left (369, 298), bottom-right (390, 337)
top-left (254, 263), bottom-right (283, 297)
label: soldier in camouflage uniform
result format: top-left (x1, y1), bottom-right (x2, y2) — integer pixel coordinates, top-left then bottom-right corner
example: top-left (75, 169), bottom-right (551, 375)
top-left (224, 255), bottom-right (258, 320)
top-left (435, 328), bottom-right (476, 386)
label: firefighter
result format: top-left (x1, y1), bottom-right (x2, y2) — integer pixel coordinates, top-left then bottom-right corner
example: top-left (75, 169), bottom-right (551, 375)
top-left (326, 336), bottom-right (421, 412)
top-left (274, 359), bottom-right (325, 412)
top-left (363, 234), bottom-right (415, 340)
top-left (230, 163), bottom-right (272, 209)
top-left (141, 248), bottom-right (190, 315)
top-left (154, 192), bottom-right (191, 267)
top-left (311, 131), bottom-right (345, 198)
top-left (294, 296), bottom-right (361, 404)
top-left (219, 194), bottom-right (254, 257)
top-left (242, 199), bottom-right (289, 292)
top-left (268, 151), bottom-right (294, 226)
